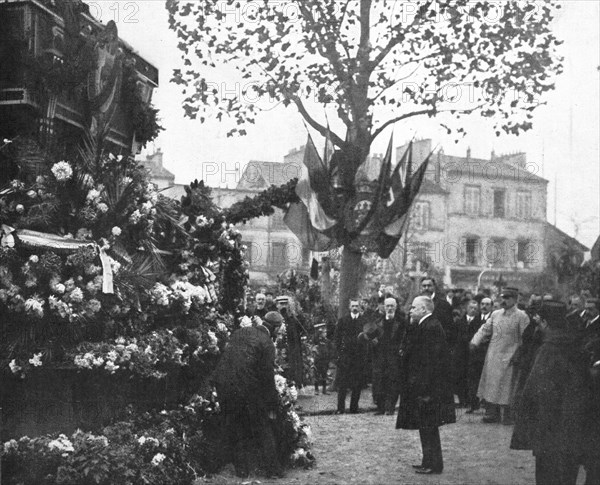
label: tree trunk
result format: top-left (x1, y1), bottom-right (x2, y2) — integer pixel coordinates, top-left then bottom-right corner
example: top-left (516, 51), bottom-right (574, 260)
top-left (338, 246), bottom-right (363, 318)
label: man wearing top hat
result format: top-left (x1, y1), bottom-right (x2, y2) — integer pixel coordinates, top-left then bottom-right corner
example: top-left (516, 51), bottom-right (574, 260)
top-left (470, 287), bottom-right (530, 424)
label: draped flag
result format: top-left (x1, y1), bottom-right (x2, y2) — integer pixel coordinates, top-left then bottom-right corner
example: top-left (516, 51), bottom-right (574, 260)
top-left (376, 145), bottom-right (434, 258)
top-left (284, 134), bottom-right (338, 251)
top-left (284, 128), bottom-right (433, 258)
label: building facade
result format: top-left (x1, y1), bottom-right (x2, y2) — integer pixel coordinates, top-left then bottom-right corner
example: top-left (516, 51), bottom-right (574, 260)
top-left (0, 0), bottom-right (159, 183)
top-left (147, 140), bottom-right (586, 294)
top-left (388, 139), bottom-right (571, 293)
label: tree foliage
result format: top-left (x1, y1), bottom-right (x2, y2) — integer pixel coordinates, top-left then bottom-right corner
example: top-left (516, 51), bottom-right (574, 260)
top-left (167, 0), bottom-right (563, 158)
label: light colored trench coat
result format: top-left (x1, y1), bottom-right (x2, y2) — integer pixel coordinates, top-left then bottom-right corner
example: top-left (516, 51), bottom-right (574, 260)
top-left (470, 306), bottom-right (530, 405)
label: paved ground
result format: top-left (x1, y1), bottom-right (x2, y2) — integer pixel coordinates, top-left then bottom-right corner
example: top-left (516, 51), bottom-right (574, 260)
top-left (197, 387), bottom-right (587, 485)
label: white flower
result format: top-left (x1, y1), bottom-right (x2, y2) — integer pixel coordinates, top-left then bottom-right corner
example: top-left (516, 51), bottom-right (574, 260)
top-left (111, 226), bottom-right (122, 237)
top-left (151, 453), bottom-right (166, 466)
top-left (239, 315), bottom-right (253, 328)
top-left (110, 259), bottom-right (121, 274)
top-left (68, 287), bottom-right (84, 303)
top-left (51, 161), bottom-right (73, 182)
top-left (54, 283), bottom-right (66, 294)
top-left (86, 189), bottom-right (101, 202)
top-left (76, 228), bottom-right (93, 240)
top-left (3, 439), bottom-right (18, 454)
top-left (29, 255), bottom-right (39, 263)
top-left (274, 374), bottom-right (287, 393)
top-left (15, 204), bottom-right (25, 213)
top-left (97, 202), bottom-right (109, 213)
top-left (87, 299), bottom-right (102, 313)
top-left (207, 331), bottom-right (218, 346)
top-left (129, 209), bottom-right (142, 224)
top-left (48, 434), bottom-right (74, 453)
top-left (24, 297), bottom-right (44, 318)
top-left (9, 359), bottom-right (22, 375)
top-left (28, 353), bottom-right (43, 367)
top-left (27, 190), bottom-right (37, 198)
top-left (105, 361), bottom-right (120, 373)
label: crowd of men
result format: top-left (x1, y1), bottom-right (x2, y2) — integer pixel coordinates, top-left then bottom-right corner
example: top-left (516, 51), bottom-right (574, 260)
top-left (213, 280), bottom-right (600, 482)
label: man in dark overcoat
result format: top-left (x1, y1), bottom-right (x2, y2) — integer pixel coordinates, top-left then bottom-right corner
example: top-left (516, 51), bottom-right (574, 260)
top-left (334, 299), bottom-right (368, 413)
top-left (420, 277), bottom-right (453, 335)
top-left (582, 297), bottom-right (600, 485)
top-left (276, 295), bottom-right (305, 388)
top-left (511, 301), bottom-right (589, 485)
top-left (211, 311), bottom-right (284, 478)
top-left (396, 296), bottom-right (456, 475)
top-left (452, 299), bottom-right (479, 408)
top-left (370, 297), bottom-right (406, 415)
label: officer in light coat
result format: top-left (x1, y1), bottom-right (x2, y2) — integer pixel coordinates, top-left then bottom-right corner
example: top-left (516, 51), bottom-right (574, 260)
top-left (470, 287), bottom-right (530, 424)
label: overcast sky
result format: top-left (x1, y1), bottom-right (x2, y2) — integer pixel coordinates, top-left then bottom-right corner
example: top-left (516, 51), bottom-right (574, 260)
top-left (109, 1), bottom-right (599, 247)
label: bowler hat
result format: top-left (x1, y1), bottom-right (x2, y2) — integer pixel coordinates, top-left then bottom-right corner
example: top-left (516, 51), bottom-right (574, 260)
top-left (500, 287), bottom-right (519, 297)
top-left (263, 311), bottom-right (284, 328)
top-left (538, 301), bottom-right (567, 324)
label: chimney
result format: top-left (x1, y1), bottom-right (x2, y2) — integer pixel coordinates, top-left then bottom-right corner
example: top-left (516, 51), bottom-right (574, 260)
top-left (466, 147), bottom-right (471, 161)
top-left (490, 149), bottom-right (496, 161)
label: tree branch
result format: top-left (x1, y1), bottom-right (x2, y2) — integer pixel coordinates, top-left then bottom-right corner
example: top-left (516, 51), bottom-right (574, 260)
top-left (293, 97), bottom-right (345, 147)
top-left (371, 103), bottom-right (487, 143)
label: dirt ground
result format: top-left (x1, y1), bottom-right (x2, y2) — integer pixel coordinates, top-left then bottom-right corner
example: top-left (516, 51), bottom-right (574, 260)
top-left (196, 387), bottom-right (587, 485)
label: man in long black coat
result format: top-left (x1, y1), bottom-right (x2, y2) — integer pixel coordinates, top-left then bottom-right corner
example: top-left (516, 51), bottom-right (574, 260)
top-left (420, 277), bottom-right (453, 335)
top-left (334, 299), bottom-right (368, 413)
top-left (511, 302), bottom-right (589, 485)
top-left (452, 299), bottom-right (480, 408)
top-left (276, 295), bottom-right (305, 388)
top-left (397, 296), bottom-right (456, 475)
top-left (370, 297), bottom-right (406, 415)
top-left (212, 311), bottom-right (284, 478)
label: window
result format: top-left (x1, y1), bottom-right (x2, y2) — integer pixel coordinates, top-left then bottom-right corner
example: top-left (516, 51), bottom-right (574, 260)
top-left (516, 191), bottom-right (532, 219)
top-left (487, 238), bottom-right (507, 267)
top-left (493, 189), bottom-right (505, 218)
top-left (270, 242), bottom-right (286, 268)
top-left (243, 241), bottom-right (256, 265)
top-left (411, 201), bottom-right (430, 230)
top-left (411, 242), bottom-right (432, 266)
top-left (464, 186), bottom-right (480, 216)
top-left (517, 240), bottom-right (535, 268)
top-left (466, 237), bottom-right (479, 265)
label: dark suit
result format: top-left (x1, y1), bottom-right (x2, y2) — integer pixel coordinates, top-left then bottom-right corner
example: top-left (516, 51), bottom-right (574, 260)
top-left (371, 312), bottom-right (406, 413)
top-left (450, 314), bottom-right (473, 405)
top-left (463, 313), bottom-right (485, 409)
top-left (511, 329), bottom-right (589, 485)
top-left (280, 308), bottom-right (304, 387)
top-left (334, 313), bottom-right (368, 413)
top-left (432, 294), bottom-right (453, 336)
top-left (212, 326), bottom-right (280, 476)
top-left (396, 315), bottom-right (456, 472)
top-left (252, 306), bottom-right (268, 319)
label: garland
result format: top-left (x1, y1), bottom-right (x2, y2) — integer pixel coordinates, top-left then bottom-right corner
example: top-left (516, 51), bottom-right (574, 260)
top-left (223, 178), bottom-right (299, 224)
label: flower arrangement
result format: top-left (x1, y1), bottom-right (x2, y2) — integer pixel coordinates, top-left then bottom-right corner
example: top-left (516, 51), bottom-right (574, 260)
top-left (0, 136), bottom-right (243, 378)
top-left (1, 393), bottom-right (222, 485)
top-left (271, 374), bottom-right (315, 469)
